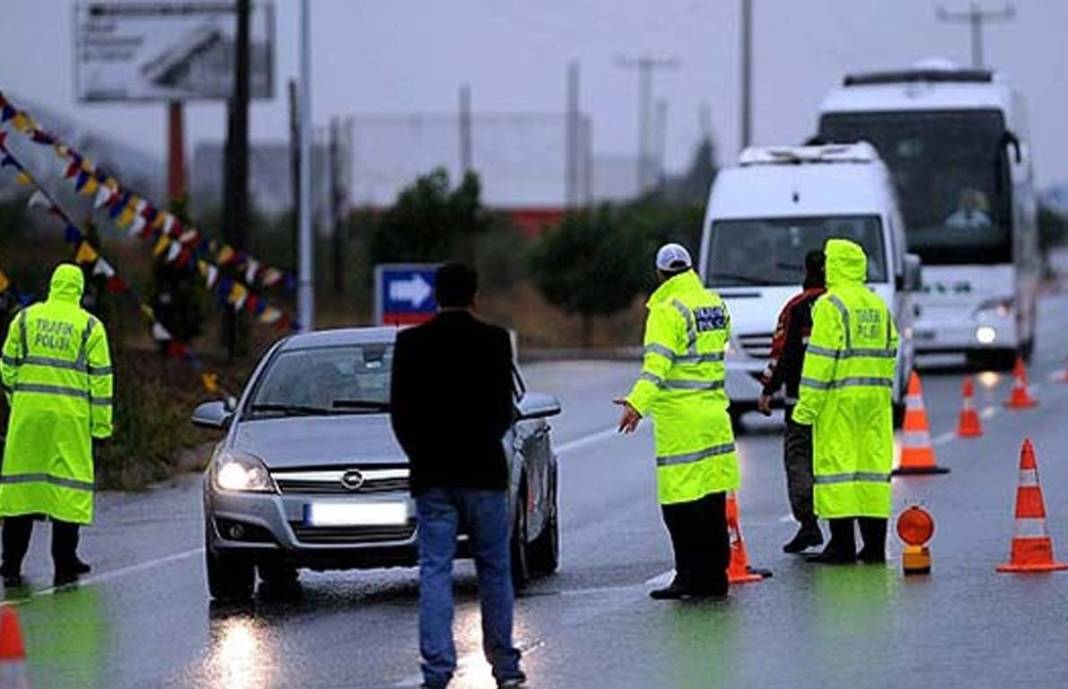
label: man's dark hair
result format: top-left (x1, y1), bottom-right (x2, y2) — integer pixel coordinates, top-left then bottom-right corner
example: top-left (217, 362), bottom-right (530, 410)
top-left (804, 249), bottom-right (825, 286)
top-left (435, 262), bottom-right (478, 308)
top-left (657, 266), bottom-right (691, 280)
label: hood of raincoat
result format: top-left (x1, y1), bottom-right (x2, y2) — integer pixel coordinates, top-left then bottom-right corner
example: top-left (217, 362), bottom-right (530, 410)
top-left (824, 239), bottom-right (867, 289)
top-left (48, 264), bottom-right (85, 303)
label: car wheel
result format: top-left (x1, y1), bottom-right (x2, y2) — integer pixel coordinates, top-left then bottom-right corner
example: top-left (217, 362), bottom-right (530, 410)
top-left (510, 486), bottom-right (531, 591)
top-left (527, 503), bottom-right (559, 577)
top-left (206, 547), bottom-right (255, 603)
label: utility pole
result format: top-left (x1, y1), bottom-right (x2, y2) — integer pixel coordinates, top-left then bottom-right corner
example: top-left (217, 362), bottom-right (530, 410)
top-left (459, 84), bottom-right (473, 175)
top-left (739, 0), bottom-right (753, 152)
top-left (565, 61), bottom-right (580, 208)
top-left (653, 99), bottom-right (668, 189)
top-left (936, 3), bottom-right (1015, 69)
top-left (615, 55), bottom-right (679, 193)
top-left (288, 79), bottom-right (300, 270)
top-left (328, 117), bottom-right (352, 295)
top-left (221, 0), bottom-right (251, 358)
top-left (297, 0), bottom-right (314, 332)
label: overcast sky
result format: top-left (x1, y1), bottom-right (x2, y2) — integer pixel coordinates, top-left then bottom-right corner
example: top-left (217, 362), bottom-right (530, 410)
top-left (3, 0), bottom-right (1067, 187)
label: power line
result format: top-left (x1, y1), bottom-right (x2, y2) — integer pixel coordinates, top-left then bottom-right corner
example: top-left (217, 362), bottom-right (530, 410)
top-left (936, 3), bottom-right (1015, 69)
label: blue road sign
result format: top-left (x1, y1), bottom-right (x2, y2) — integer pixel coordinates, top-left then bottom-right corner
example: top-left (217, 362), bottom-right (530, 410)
top-left (374, 263), bottom-right (439, 325)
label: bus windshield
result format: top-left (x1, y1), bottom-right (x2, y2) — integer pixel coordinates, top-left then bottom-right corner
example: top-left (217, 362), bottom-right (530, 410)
top-left (819, 109), bottom-right (1011, 265)
top-left (706, 215), bottom-right (887, 287)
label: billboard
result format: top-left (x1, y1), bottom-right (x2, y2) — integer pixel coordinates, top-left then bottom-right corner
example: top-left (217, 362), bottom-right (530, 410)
top-left (74, 2), bottom-right (275, 102)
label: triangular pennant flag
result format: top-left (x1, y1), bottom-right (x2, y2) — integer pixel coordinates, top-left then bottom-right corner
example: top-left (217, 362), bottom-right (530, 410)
top-left (205, 264), bottom-right (219, 289)
top-left (201, 373), bottom-right (220, 394)
top-left (92, 258), bottom-right (116, 279)
top-left (179, 229), bottom-right (198, 245)
top-left (228, 282), bottom-right (249, 311)
top-left (53, 143), bottom-right (69, 159)
top-left (129, 213), bottom-right (147, 237)
top-left (80, 174), bottom-right (100, 197)
top-left (217, 245), bottom-right (236, 265)
top-left (74, 241), bottom-right (100, 265)
top-left (0, 104), bottom-right (14, 122)
top-left (165, 341), bottom-right (189, 360)
top-left (166, 240), bottom-right (182, 263)
top-left (93, 184), bottom-right (112, 209)
top-left (151, 322), bottom-right (172, 342)
top-left (64, 225), bottom-right (82, 244)
top-left (261, 268), bottom-right (284, 287)
top-left (0, 130), bottom-right (6, 147)
top-left (244, 294), bottom-right (260, 315)
top-left (29, 130), bottom-right (55, 146)
top-left (259, 306), bottom-right (282, 324)
top-left (0, 271), bottom-right (9, 294)
top-left (244, 259), bottom-right (261, 285)
top-left (27, 190), bottom-right (50, 211)
top-left (116, 205), bottom-right (135, 230)
top-left (14, 171), bottom-right (32, 186)
top-left (64, 159), bottom-right (80, 179)
top-left (161, 213), bottom-right (175, 236)
top-left (10, 112), bottom-right (28, 131)
top-left (152, 235), bottom-right (170, 257)
top-left (0, 155), bottom-right (16, 168)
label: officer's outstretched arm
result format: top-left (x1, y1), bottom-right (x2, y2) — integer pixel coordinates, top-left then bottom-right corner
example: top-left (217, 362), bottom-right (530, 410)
top-left (625, 305), bottom-right (678, 417)
top-left (87, 321), bottom-right (114, 439)
top-left (792, 298), bottom-right (843, 425)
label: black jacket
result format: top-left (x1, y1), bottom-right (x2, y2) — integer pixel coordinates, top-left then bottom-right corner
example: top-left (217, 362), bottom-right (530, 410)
top-left (389, 311), bottom-right (515, 495)
top-left (760, 284), bottom-right (826, 403)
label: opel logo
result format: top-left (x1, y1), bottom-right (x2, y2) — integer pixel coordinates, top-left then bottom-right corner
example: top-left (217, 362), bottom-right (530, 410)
top-left (340, 470), bottom-right (365, 492)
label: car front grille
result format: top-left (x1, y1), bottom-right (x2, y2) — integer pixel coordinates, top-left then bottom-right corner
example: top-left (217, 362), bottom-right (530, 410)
top-left (272, 467), bottom-right (410, 495)
top-left (738, 333), bottom-right (774, 359)
top-left (290, 523), bottom-right (416, 545)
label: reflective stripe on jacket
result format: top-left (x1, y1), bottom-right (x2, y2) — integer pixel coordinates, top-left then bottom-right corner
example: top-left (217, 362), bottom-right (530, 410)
top-left (626, 270), bottom-right (740, 505)
top-left (0, 264), bottom-right (113, 524)
top-left (792, 239), bottom-right (898, 519)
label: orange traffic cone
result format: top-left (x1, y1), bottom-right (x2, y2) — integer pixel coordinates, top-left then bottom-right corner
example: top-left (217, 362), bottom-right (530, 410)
top-left (0, 606), bottom-right (30, 689)
top-left (1058, 356), bottom-right (1068, 384)
top-left (956, 376), bottom-right (983, 438)
top-left (894, 371), bottom-right (949, 475)
top-left (1004, 356), bottom-right (1038, 409)
top-left (997, 439), bottom-right (1068, 573)
top-left (725, 492), bottom-right (767, 584)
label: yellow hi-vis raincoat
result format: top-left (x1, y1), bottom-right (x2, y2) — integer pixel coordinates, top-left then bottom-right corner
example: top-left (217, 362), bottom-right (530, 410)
top-left (626, 270), bottom-right (740, 505)
top-left (0, 264), bottom-right (113, 525)
top-left (792, 239), bottom-right (898, 519)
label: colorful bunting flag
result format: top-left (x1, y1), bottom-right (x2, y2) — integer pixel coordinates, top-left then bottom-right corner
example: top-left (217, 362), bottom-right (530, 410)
top-left (64, 224), bottom-right (82, 244)
top-left (93, 184), bottom-right (113, 209)
top-left (151, 322), bottom-right (172, 342)
top-left (0, 270), bottom-right (9, 294)
top-left (27, 190), bottom-right (50, 211)
top-left (92, 258), bottom-right (116, 279)
top-left (165, 240), bottom-right (182, 263)
top-left (228, 282), bottom-right (249, 311)
top-left (14, 171), bottom-right (32, 186)
top-left (152, 235), bottom-right (170, 257)
top-left (74, 241), bottom-right (100, 265)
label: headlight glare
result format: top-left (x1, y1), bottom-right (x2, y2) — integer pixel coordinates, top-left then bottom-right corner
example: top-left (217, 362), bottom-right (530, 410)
top-left (213, 452), bottom-right (276, 493)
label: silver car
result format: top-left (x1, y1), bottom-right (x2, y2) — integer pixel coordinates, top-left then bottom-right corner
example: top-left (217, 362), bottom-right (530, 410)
top-left (193, 327), bottom-right (562, 602)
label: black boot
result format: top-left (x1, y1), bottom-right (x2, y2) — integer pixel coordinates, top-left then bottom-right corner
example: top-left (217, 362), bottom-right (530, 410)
top-left (806, 518), bottom-right (857, 564)
top-left (857, 518), bottom-right (888, 563)
top-left (783, 522), bottom-right (824, 554)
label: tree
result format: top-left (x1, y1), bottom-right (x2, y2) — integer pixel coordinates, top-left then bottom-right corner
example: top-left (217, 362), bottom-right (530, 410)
top-left (528, 206), bottom-right (651, 346)
top-left (369, 168), bottom-right (493, 265)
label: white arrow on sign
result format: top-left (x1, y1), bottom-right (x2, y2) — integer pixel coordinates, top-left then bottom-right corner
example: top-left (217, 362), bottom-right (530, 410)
top-left (388, 274), bottom-right (433, 308)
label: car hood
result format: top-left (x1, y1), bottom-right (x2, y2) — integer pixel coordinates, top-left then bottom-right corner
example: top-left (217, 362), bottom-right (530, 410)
top-left (230, 414), bottom-right (407, 469)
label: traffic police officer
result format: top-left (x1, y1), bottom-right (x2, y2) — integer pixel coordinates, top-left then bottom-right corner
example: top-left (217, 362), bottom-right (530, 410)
top-left (0, 264), bottom-right (114, 586)
top-left (616, 243), bottom-right (740, 599)
top-left (792, 239), bottom-right (897, 564)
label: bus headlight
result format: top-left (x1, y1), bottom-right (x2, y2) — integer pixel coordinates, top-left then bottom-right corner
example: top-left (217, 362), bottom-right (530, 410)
top-left (974, 297), bottom-right (1014, 319)
top-left (975, 326), bottom-right (997, 345)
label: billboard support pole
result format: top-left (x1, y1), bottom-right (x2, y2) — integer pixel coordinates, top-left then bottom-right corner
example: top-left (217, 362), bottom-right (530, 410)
top-left (166, 101), bottom-right (186, 201)
top-left (297, 0), bottom-right (315, 332)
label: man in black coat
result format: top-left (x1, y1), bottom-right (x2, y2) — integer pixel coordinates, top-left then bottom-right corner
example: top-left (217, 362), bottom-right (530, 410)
top-left (390, 262), bottom-right (525, 689)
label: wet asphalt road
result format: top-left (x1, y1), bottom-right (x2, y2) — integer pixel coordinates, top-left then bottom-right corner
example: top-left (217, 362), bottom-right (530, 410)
top-left (13, 293), bottom-right (1068, 689)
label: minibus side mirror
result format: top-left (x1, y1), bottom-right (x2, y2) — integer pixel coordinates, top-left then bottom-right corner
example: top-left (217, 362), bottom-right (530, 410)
top-left (902, 254), bottom-right (923, 292)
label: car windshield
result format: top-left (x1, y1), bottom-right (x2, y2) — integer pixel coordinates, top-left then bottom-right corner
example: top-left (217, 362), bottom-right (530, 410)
top-left (248, 343), bottom-right (393, 417)
top-left (819, 109), bottom-right (1011, 265)
top-left (706, 215), bottom-right (887, 287)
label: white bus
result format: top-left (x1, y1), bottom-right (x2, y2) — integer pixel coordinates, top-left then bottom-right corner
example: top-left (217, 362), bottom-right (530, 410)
top-left (817, 61), bottom-right (1039, 368)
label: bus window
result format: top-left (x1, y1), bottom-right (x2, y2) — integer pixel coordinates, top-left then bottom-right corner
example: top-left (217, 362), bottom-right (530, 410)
top-left (819, 110), bottom-right (1011, 266)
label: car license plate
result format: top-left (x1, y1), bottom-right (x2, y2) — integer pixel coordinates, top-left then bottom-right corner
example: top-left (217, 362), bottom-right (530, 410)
top-left (914, 329), bottom-right (936, 341)
top-left (305, 502), bottom-right (408, 527)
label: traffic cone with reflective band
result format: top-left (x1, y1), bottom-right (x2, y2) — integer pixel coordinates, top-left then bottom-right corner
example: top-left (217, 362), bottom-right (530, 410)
top-left (1004, 356), bottom-right (1038, 409)
top-left (0, 606), bottom-right (30, 689)
top-left (725, 492), bottom-right (767, 584)
top-left (893, 371), bottom-right (949, 475)
top-left (1057, 356), bottom-right (1068, 383)
top-left (956, 376), bottom-right (982, 438)
top-left (997, 439), bottom-right (1067, 574)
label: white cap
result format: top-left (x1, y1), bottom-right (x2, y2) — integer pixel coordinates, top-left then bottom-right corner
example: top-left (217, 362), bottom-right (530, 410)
top-left (656, 243), bottom-right (693, 271)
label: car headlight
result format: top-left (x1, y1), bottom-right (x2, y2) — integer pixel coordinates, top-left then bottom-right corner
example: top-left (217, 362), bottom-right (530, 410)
top-left (974, 297), bottom-right (1014, 319)
top-left (213, 451), bottom-right (277, 493)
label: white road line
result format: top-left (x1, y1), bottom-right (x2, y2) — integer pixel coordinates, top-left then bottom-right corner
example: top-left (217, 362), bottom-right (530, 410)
top-left (556, 426), bottom-right (621, 455)
top-left (6, 546), bottom-right (204, 603)
top-left (932, 430), bottom-right (956, 446)
top-left (980, 405), bottom-right (997, 420)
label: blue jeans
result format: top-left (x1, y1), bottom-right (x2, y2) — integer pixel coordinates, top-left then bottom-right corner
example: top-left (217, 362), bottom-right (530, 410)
top-left (416, 488), bottom-right (523, 688)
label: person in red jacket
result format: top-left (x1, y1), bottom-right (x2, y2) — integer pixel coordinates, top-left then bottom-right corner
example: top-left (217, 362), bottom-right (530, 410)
top-left (757, 250), bottom-right (826, 553)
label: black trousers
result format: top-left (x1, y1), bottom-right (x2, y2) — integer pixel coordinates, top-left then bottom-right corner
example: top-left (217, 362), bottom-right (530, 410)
top-left (1, 515), bottom-right (80, 574)
top-left (826, 517), bottom-right (887, 557)
top-left (783, 407), bottom-right (816, 527)
top-left (660, 491), bottom-right (730, 594)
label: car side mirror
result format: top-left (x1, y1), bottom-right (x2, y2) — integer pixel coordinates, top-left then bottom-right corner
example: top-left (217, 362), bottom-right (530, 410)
top-left (517, 392), bottom-right (562, 421)
top-left (1003, 130), bottom-right (1023, 165)
top-left (902, 253), bottom-right (923, 292)
top-left (192, 400), bottom-right (233, 430)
